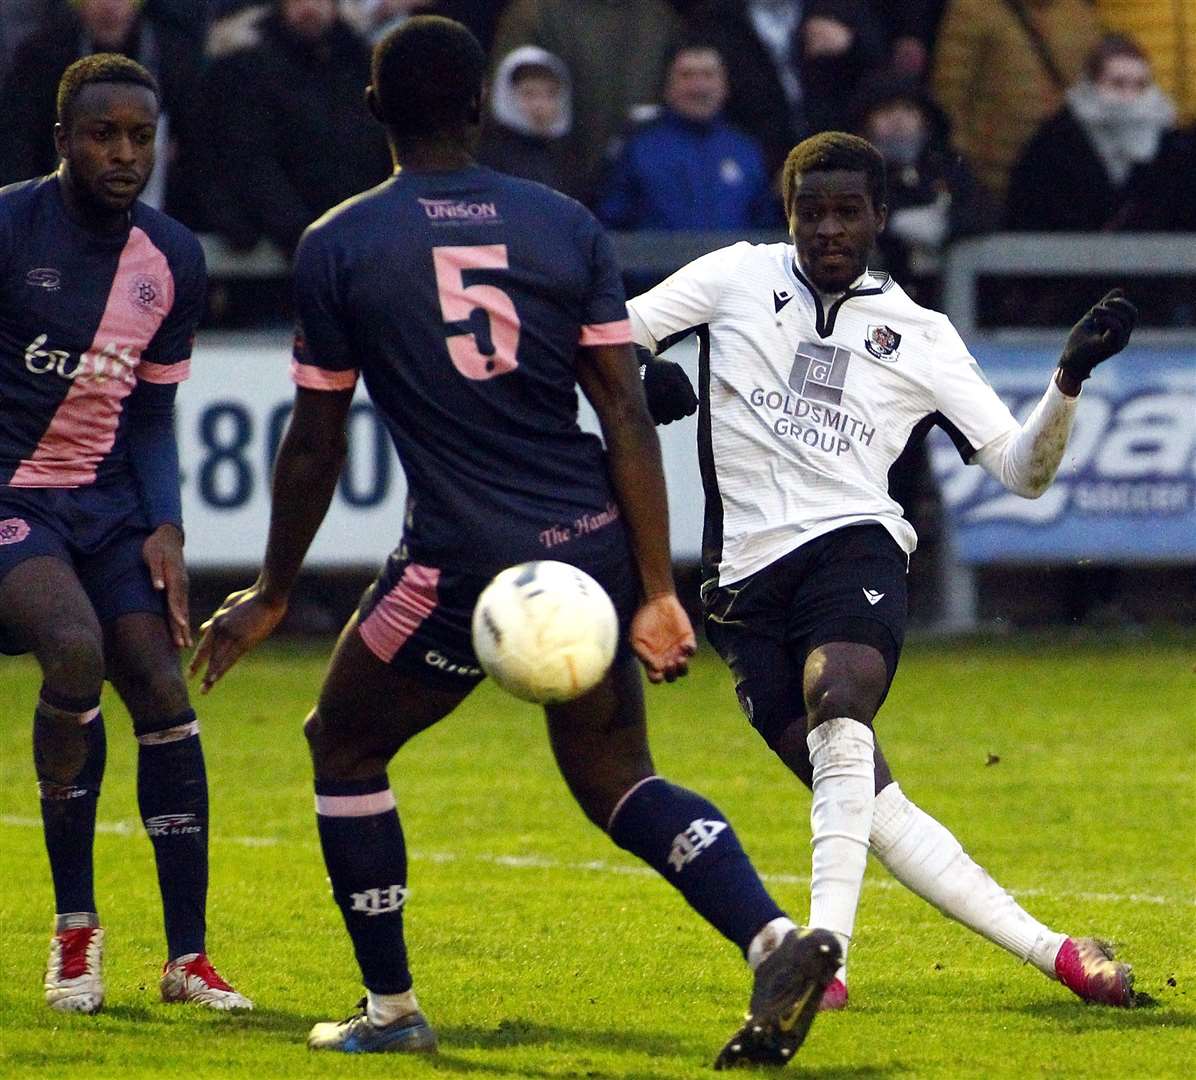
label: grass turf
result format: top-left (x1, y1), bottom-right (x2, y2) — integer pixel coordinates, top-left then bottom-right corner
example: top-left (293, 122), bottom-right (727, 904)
top-left (1, 633), bottom-right (1193, 1078)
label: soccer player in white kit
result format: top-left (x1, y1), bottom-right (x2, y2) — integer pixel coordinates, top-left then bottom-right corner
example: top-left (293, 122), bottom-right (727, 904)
top-left (630, 132), bottom-right (1138, 1010)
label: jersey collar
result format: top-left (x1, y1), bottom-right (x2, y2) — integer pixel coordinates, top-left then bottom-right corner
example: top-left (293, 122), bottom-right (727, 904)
top-left (791, 255), bottom-right (891, 339)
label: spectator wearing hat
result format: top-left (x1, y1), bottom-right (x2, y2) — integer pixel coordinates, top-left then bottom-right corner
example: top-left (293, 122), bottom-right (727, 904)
top-left (479, 45), bottom-right (573, 192)
top-left (490, 0), bottom-right (684, 204)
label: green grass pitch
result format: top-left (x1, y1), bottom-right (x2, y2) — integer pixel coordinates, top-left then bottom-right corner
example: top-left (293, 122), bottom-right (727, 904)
top-left (2, 633), bottom-right (1193, 1078)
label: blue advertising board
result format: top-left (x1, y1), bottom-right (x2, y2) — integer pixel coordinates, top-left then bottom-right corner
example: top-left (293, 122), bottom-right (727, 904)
top-left (931, 343), bottom-right (1196, 564)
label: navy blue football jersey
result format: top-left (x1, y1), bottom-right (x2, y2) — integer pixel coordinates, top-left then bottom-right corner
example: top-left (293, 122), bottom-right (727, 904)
top-left (0, 176), bottom-right (206, 488)
top-left (292, 165), bottom-right (635, 574)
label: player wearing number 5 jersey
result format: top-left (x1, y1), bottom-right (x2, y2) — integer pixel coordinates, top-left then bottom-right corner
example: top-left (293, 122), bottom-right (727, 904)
top-left (0, 54), bottom-right (250, 1015)
top-left (193, 16), bottom-right (839, 1065)
top-left (631, 131), bottom-right (1138, 1012)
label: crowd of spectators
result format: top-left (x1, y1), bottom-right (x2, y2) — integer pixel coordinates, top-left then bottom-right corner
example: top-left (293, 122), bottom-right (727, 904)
top-left (1, 0), bottom-right (1194, 308)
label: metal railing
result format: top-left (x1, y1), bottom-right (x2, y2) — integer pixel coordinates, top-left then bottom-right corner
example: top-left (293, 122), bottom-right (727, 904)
top-left (942, 232), bottom-right (1196, 339)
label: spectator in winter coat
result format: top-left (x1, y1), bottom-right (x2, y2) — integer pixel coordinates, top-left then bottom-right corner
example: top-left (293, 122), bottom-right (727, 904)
top-left (1094, 0), bottom-right (1195, 125)
top-left (490, 0), bottom-right (683, 204)
top-left (0, 0), bottom-right (55, 83)
top-left (478, 46), bottom-right (572, 192)
top-left (685, 0), bottom-right (887, 179)
top-left (200, 0), bottom-right (392, 256)
top-left (852, 74), bottom-right (995, 301)
top-left (932, 0), bottom-right (1099, 201)
top-left (595, 42), bottom-right (780, 230)
top-left (1006, 34), bottom-right (1177, 232)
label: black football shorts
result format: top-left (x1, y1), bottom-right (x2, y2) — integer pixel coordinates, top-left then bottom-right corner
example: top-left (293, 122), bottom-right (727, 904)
top-left (702, 523), bottom-right (908, 748)
top-left (0, 483), bottom-right (165, 656)
top-left (355, 549), bottom-right (639, 692)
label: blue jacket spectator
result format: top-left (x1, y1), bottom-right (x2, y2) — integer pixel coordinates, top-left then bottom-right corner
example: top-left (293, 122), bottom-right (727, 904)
top-left (596, 43), bottom-right (780, 230)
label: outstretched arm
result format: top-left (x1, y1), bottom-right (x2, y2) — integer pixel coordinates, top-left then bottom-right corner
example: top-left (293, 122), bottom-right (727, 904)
top-left (190, 386), bottom-right (352, 690)
top-left (973, 290), bottom-right (1137, 497)
top-left (576, 342), bottom-right (695, 683)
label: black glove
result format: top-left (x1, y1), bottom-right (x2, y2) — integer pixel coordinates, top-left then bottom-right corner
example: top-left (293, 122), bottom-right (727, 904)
top-left (1059, 288), bottom-right (1137, 382)
top-left (639, 348), bottom-right (697, 425)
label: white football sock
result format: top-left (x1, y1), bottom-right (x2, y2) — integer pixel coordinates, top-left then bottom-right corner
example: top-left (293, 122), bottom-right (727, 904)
top-left (747, 916), bottom-right (799, 971)
top-left (367, 987), bottom-right (420, 1026)
top-left (808, 717), bottom-right (876, 959)
top-left (870, 782), bottom-right (1066, 976)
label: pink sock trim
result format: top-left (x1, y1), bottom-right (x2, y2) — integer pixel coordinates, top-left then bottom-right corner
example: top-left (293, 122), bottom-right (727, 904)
top-left (315, 789), bottom-right (397, 817)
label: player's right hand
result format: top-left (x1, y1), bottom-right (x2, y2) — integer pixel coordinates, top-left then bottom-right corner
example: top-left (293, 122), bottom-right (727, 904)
top-left (189, 582), bottom-right (288, 694)
top-left (630, 592), bottom-right (697, 683)
top-left (640, 351), bottom-right (698, 425)
top-left (1059, 288), bottom-right (1137, 381)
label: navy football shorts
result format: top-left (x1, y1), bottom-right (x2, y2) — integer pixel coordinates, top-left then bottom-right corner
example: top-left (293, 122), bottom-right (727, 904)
top-left (355, 549), bottom-right (639, 693)
top-left (702, 523), bottom-right (908, 749)
top-left (0, 482), bottom-right (165, 655)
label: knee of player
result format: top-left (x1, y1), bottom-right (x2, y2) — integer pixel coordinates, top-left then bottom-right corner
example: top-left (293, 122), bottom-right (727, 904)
top-left (804, 676), bottom-right (881, 727)
top-left (302, 708), bottom-right (323, 749)
top-left (303, 708), bottom-right (355, 773)
top-left (37, 626), bottom-right (104, 690)
top-left (136, 665), bottom-right (191, 722)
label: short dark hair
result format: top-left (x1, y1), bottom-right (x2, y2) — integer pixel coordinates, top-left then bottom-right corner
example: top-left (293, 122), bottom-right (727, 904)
top-left (664, 37), bottom-right (726, 73)
top-left (1084, 33), bottom-right (1149, 81)
top-left (371, 15), bottom-right (486, 139)
top-left (782, 131), bottom-right (887, 212)
top-left (57, 53), bottom-right (160, 130)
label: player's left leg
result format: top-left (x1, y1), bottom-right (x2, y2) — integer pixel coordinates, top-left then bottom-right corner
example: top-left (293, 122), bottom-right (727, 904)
top-left (303, 614), bottom-right (471, 1054)
top-left (546, 653), bottom-right (839, 1068)
top-left (789, 527), bottom-right (914, 987)
top-left (103, 610), bottom-right (252, 1009)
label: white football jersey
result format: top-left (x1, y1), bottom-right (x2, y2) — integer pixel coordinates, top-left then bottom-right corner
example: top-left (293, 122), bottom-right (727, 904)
top-left (628, 241), bottom-right (1020, 586)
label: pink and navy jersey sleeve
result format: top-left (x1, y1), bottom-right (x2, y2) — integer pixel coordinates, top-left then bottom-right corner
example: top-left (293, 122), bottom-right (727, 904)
top-left (291, 228), bottom-right (358, 391)
top-left (137, 225), bottom-right (206, 385)
top-left (578, 225), bottom-right (633, 348)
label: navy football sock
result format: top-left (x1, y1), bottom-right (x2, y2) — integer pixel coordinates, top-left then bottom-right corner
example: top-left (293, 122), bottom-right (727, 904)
top-left (137, 711), bottom-right (208, 959)
top-left (35, 689), bottom-right (105, 917)
top-left (608, 777), bottom-right (785, 955)
top-left (315, 775), bottom-right (413, 994)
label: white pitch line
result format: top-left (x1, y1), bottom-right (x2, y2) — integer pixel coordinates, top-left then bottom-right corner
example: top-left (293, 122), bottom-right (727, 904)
top-left (2, 814), bottom-right (1192, 908)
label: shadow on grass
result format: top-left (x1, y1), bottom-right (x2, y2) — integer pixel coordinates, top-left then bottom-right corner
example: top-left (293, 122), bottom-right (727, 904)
top-left (428, 1051), bottom-right (900, 1080)
top-left (428, 1018), bottom-right (902, 1077)
top-left (1017, 996), bottom-right (1196, 1030)
top-left (82, 1002), bottom-right (320, 1041)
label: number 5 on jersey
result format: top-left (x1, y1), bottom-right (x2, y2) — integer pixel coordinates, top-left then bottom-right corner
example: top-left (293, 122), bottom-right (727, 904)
top-left (433, 245), bottom-right (521, 380)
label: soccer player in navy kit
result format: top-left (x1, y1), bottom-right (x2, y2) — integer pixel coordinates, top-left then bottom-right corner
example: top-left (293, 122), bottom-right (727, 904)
top-left (0, 55), bottom-right (250, 1014)
top-left (193, 16), bottom-right (838, 1064)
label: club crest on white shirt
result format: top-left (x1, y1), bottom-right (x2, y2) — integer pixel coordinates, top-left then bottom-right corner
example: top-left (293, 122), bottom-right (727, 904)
top-left (865, 324), bottom-right (901, 361)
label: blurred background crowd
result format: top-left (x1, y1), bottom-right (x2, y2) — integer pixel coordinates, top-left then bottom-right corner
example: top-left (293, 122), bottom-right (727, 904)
top-left (3, 1), bottom-right (1194, 308)
top-left (2, 0), bottom-right (1193, 630)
